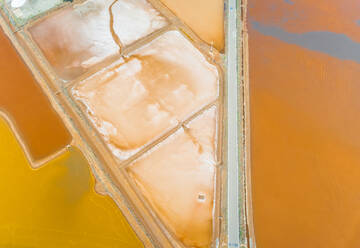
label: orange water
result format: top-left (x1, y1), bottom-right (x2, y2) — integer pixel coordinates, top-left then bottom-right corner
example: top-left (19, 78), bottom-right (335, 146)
top-left (249, 1), bottom-right (360, 247)
top-left (159, 0), bottom-right (224, 51)
top-left (0, 26), bottom-right (71, 161)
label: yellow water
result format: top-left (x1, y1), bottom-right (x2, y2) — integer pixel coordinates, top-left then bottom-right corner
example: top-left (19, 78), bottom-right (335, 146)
top-left (0, 116), bottom-right (142, 248)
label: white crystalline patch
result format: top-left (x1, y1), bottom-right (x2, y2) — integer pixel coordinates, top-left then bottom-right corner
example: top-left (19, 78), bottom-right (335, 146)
top-left (74, 0), bottom-right (103, 16)
top-left (11, 0), bottom-right (26, 8)
top-left (127, 108), bottom-right (218, 247)
top-left (107, 143), bottom-right (141, 160)
top-left (118, 59), bottom-right (142, 77)
top-left (12, 8), bottom-right (24, 17)
top-left (81, 56), bottom-right (104, 68)
top-left (147, 103), bottom-right (171, 125)
top-left (129, 31), bottom-right (219, 119)
top-left (72, 31), bottom-right (219, 161)
top-left (29, 0), bottom-right (168, 80)
top-left (98, 120), bottom-right (118, 137)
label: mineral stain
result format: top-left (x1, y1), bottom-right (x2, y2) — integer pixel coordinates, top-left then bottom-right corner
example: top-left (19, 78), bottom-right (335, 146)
top-left (252, 21), bottom-right (360, 63)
